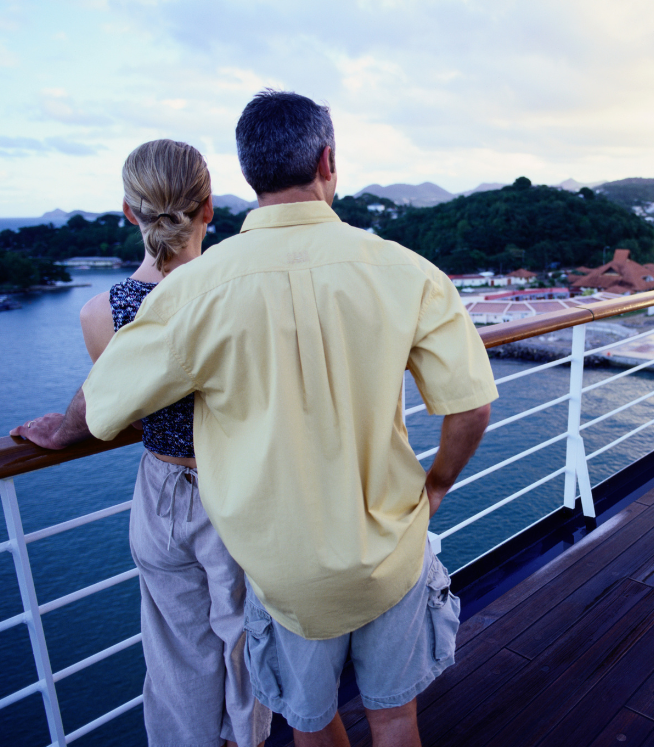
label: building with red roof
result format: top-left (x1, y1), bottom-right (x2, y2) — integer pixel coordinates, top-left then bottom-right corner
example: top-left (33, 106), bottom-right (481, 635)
top-left (507, 268), bottom-right (537, 285)
top-left (569, 249), bottom-right (654, 294)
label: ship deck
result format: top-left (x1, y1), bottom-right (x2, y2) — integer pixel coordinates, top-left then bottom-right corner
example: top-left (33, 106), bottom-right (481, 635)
top-left (280, 487), bottom-right (654, 746)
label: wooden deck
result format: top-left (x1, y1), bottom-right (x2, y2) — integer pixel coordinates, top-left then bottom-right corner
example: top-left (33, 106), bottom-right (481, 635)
top-left (289, 488), bottom-right (654, 746)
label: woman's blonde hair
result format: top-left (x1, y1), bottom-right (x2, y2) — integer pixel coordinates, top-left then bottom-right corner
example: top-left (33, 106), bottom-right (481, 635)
top-left (122, 139), bottom-right (211, 272)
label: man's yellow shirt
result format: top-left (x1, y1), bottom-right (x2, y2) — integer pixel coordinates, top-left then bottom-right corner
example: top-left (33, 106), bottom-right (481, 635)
top-left (84, 201), bottom-right (498, 639)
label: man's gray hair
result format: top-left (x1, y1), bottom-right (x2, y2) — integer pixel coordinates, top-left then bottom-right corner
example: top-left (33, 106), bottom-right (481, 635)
top-left (236, 90), bottom-right (335, 195)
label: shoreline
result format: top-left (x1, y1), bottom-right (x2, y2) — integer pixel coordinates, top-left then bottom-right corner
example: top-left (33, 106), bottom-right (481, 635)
top-left (485, 314), bottom-right (654, 370)
top-left (1, 282), bottom-right (92, 295)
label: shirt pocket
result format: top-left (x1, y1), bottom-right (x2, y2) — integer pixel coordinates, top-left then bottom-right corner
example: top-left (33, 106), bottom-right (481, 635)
top-left (426, 555), bottom-right (461, 666)
top-left (244, 599), bottom-right (283, 698)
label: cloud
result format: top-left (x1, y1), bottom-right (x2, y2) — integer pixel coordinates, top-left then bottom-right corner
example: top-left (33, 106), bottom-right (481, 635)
top-left (0, 42), bottom-right (17, 66)
top-left (0, 135), bottom-right (102, 158)
top-left (45, 136), bottom-right (103, 156)
top-left (6, 0), bottom-right (654, 213)
top-left (39, 89), bottom-right (113, 126)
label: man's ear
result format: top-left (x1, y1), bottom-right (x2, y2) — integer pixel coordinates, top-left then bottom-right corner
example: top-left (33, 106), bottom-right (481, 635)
top-left (123, 199), bottom-right (139, 226)
top-left (317, 146), bottom-right (334, 181)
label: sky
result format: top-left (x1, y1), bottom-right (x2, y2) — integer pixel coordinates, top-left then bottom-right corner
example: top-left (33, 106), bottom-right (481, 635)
top-left (2, 0), bottom-right (654, 216)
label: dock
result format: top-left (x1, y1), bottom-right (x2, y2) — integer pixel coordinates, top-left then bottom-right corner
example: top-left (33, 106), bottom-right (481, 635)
top-left (290, 488), bottom-right (654, 746)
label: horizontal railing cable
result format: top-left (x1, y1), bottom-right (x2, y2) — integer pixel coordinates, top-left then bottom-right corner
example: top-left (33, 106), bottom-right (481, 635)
top-left (446, 432), bottom-right (568, 492)
top-left (580, 389), bottom-right (654, 432)
top-left (484, 393), bottom-right (571, 434)
top-left (62, 694), bottom-right (144, 744)
top-left (0, 501), bottom-right (133, 555)
top-left (1, 634), bottom-right (143, 712)
top-left (582, 358), bottom-right (654, 394)
top-left (493, 355), bottom-right (573, 386)
top-left (583, 326), bottom-right (654, 357)
top-left (53, 634), bottom-right (142, 683)
top-left (24, 501), bottom-right (132, 546)
top-left (586, 417), bottom-right (654, 462)
top-left (0, 678), bottom-right (44, 711)
top-left (404, 403), bottom-right (426, 416)
top-left (0, 610), bottom-right (28, 634)
top-left (439, 466), bottom-right (567, 539)
top-left (38, 568), bottom-right (139, 616)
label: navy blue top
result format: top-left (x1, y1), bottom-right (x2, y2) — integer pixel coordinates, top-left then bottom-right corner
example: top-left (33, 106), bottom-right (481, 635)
top-left (109, 278), bottom-right (195, 458)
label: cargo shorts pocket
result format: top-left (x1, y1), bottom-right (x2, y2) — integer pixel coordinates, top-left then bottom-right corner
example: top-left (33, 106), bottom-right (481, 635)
top-left (244, 600), bottom-right (282, 699)
top-left (426, 556), bottom-right (461, 665)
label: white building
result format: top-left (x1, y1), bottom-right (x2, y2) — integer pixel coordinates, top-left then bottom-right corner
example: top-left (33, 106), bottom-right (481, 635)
top-left (59, 257), bottom-right (122, 268)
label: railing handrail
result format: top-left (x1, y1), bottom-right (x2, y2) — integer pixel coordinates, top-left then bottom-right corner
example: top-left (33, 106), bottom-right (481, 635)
top-left (0, 427), bottom-right (142, 480)
top-left (3, 290), bottom-right (654, 480)
top-left (478, 290), bottom-right (654, 347)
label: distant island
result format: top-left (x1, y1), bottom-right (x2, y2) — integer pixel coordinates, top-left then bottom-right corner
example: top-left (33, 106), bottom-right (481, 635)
top-left (3, 177), bottom-right (654, 290)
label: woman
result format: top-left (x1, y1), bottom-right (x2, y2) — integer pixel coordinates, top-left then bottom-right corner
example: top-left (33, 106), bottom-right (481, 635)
top-left (80, 139), bottom-right (270, 747)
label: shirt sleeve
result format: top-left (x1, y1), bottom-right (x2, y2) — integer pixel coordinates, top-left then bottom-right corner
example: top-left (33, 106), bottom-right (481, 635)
top-left (82, 300), bottom-right (197, 441)
top-left (408, 269), bottom-right (498, 415)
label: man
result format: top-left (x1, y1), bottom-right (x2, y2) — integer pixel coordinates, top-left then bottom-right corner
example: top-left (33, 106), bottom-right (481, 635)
top-left (13, 91), bottom-right (497, 746)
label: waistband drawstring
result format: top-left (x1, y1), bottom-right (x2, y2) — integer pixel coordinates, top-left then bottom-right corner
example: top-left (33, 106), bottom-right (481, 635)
top-left (155, 466), bottom-right (198, 550)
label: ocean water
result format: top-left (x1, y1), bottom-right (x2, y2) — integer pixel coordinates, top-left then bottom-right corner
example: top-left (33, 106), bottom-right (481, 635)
top-left (2, 269), bottom-right (654, 746)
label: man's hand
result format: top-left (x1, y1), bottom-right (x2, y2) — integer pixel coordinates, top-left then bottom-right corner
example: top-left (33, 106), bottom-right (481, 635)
top-left (11, 413), bottom-right (68, 449)
top-left (10, 387), bottom-right (91, 450)
top-left (425, 403), bottom-right (491, 517)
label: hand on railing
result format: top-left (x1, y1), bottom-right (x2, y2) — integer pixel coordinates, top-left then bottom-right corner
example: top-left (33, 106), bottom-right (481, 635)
top-left (10, 386), bottom-right (91, 450)
top-left (10, 413), bottom-right (69, 450)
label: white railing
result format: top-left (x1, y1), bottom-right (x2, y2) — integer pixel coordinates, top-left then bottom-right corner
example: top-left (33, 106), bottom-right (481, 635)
top-left (406, 322), bottom-right (654, 558)
top-left (0, 481), bottom-right (142, 746)
top-left (3, 299), bottom-right (654, 745)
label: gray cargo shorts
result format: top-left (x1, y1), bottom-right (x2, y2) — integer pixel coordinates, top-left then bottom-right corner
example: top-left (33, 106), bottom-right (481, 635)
top-left (130, 450), bottom-right (272, 747)
top-left (243, 540), bottom-right (460, 732)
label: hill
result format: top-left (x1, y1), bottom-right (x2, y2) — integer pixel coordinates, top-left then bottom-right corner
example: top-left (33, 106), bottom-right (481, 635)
top-left (595, 178), bottom-right (654, 212)
top-left (355, 182), bottom-right (454, 207)
top-left (376, 177), bottom-right (654, 274)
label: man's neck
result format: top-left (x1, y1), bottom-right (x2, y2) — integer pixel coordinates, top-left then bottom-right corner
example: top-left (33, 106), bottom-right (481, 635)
top-left (257, 182), bottom-right (333, 208)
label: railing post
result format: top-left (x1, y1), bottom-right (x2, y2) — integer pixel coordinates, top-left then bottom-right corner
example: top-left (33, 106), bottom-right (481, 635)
top-left (1, 477), bottom-right (66, 746)
top-left (564, 325), bottom-right (595, 517)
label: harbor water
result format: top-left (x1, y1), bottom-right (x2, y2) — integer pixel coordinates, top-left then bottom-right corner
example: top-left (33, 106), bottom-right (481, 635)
top-left (2, 269), bottom-right (654, 746)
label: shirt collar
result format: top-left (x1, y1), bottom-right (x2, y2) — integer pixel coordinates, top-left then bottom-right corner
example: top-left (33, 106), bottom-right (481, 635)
top-left (240, 201), bottom-right (341, 232)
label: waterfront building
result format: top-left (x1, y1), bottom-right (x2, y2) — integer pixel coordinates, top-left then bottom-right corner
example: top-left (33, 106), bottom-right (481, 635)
top-left (58, 257), bottom-right (123, 268)
top-left (449, 273), bottom-right (511, 288)
top-left (569, 248), bottom-right (654, 294)
top-left (507, 268), bottom-right (537, 285)
top-left (463, 290), bottom-right (620, 324)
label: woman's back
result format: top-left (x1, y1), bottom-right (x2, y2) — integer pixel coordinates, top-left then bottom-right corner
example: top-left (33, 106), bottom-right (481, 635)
top-left (109, 277), bottom-right (195, 459)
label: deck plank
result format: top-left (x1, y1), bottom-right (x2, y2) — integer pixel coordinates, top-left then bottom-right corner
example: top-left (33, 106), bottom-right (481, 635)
top-left (538, 612), bottom-right (654, 746)
top-left (480, 582), bottom-right (654, 747)
top-left (627, 669), bottom-right (654, 720)
top-left (507, 524), bottom-right (654, 659)
top-left (586, 709), bottom-right (654, 747)
top-left (456, 501), bottom-right (648, 649)
top-left (427, 581), bottom-right (654, 747)
top-left (412, 648), bottom-right (529, 747)
top-left (636, 486), bottom-right (654, 506)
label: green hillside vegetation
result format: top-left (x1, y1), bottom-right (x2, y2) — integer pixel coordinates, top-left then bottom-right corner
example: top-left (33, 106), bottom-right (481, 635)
top-left (0, 207), bottom-right (248, 289)
top-left (596, 178), bottom-right (654, 210)
top-left (3, 181), bottom-right (654, 287)
top-left (377, 178), bottom-right (654, 273)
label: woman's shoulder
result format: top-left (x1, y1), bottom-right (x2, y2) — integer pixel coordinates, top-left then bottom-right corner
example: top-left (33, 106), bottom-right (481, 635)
top-left (80, 291), bottom-right (114, 363)
top-left (80, 290), bottom-right (112, 328)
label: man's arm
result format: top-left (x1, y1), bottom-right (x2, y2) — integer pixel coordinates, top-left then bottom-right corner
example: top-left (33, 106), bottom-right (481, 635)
top-left (10, 387), bottom-right (91, 450)
top-left (424, 403), bottom-right (491, 517)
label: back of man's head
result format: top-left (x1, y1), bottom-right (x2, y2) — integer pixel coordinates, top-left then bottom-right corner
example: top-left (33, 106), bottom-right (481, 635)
top-left (236, 90), bottom-right (335, 196)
